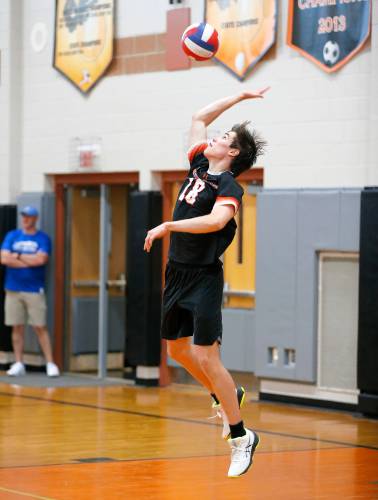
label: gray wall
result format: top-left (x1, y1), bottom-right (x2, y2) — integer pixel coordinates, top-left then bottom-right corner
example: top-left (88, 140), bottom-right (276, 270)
top-left (255, 189), bottom-right (361, 382)
top-left (221, 309), bottom-right (255, 372)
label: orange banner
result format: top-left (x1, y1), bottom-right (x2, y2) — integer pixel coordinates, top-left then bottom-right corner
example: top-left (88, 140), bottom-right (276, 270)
top-left (205, 0), bottom-right (277, 80)
top-left (54, 0), bottom-right (114, 93)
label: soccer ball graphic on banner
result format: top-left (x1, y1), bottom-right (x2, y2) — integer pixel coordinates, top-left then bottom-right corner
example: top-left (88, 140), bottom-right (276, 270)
top-left (323, 41), bottom-right (340, 66)
top-left (181, 22), bottom-right (219, 61)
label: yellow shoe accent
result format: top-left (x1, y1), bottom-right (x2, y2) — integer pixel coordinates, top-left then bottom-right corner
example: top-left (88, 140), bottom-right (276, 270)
top-left (238, 386), bottom-right (246, 409)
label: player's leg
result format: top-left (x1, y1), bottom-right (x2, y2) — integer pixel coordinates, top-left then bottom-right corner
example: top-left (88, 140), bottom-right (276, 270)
top-left (193, 341), bottom-right (259, 477)
top-left (192, 341), bottom-right (241, 424)
top-left (192, 259), bottom-right (259, 477)
top-left (162, 264), bottom-right (224, 404)
top-left (167, 337), bottom-right (214, 393)
top-left (163, 290), bottom-right (215, 393)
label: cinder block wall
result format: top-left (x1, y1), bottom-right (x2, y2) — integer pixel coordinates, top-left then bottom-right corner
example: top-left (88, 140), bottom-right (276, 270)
top-left (0, 0), bottom-right (376, 199)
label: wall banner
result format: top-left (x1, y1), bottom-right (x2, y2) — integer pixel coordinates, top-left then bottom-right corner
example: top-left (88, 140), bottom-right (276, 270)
top-left (205, 0), bottom-right (277, 80)
top-left (287, 0), bottom-right (371, 73)
top-left (53, 0), bottom-right (114, 93)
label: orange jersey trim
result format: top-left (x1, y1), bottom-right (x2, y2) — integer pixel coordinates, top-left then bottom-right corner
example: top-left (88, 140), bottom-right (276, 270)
top-left (214, 196), bottom-right (240, 214)
top-left (187, 142), bottom-right (207, 163)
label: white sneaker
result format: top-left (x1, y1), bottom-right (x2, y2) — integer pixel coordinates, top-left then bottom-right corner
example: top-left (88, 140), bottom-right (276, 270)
top-left (227, 429), bottom-right (259, 477)
top-left (6, 362), bottom-right (26, 376)
top-left (46, 362), bottom-right (60, 377)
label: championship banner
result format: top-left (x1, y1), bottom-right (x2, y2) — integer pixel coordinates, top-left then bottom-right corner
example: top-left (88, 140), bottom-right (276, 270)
top-left (205, 0), bottom-right (277, 80)
top-left (287, 0), bottom-right (371, 73)
top-left (54, 0), bottom-right (114, 93)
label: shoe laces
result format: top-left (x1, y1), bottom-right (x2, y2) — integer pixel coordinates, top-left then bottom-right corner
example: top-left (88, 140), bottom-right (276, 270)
top-left (208, 404), bottom-right (222, 421)
top-left (230, 438), bottom-right (252, 461)
top-left (230, 440), bottom-right (252, 462)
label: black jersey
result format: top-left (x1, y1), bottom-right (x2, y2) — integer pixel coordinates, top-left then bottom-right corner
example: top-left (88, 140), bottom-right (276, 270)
top-left (169, 142), bottom-right (244, 266)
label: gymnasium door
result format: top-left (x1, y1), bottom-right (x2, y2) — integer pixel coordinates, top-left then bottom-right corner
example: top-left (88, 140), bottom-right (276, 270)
top-left (65, 184), bottom-right (129, 375)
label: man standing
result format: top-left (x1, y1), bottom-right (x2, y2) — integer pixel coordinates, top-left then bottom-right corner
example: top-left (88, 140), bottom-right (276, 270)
top-left (144, 89), bottom-right (268, 477)
top-left (0, 206), bottom-right (60, 377)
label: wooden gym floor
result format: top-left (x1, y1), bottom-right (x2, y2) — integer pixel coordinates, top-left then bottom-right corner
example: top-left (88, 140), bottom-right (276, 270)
top-left (0, 381), bottom-right (377, 499)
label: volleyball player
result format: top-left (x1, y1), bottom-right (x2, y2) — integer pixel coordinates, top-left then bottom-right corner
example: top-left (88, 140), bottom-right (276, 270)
top-left (144, 88), bottom-right (268, 477)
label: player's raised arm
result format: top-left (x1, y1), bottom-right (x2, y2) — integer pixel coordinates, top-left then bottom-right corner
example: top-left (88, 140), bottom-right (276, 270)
top-left (189, 87), bottom-right (270, 149)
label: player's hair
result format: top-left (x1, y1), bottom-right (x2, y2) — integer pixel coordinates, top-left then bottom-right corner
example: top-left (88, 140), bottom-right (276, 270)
top-left (229, 121), bottom-right (266, 177)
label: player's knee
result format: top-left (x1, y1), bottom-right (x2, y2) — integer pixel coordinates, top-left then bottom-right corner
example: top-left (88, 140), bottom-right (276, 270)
top-left (196, 351), bottom-right (213, 373)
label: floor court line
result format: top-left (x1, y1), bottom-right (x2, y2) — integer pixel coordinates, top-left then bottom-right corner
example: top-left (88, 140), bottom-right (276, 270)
top-left (1, 390), bottom-right (377, 451)
top-left (0, 485), bottom-right (56, 500)
top-left (0, 446), bottom-right (355, 472)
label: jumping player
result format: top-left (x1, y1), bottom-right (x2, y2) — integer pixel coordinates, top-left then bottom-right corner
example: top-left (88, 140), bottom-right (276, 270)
top-left (144, 89), bottom-right (268, 477)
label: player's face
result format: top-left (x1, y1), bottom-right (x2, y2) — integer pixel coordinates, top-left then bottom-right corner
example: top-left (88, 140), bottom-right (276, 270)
top-left (204, 131), bottom-right (238, 161)
top-left (21, 215), bottom-right (37, 231)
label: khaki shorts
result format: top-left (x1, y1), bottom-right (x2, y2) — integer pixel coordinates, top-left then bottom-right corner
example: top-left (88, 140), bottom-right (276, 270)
top-left (5, 291), bottom-right (47, 327)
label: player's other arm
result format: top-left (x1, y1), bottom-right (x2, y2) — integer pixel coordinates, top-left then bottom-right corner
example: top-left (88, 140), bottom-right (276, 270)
top-left (189, 88), bottom-right (270, 148)
top-left (144, 205), bottom-right (235, 253)
top-left (167, 204), bottom-right (235, 233)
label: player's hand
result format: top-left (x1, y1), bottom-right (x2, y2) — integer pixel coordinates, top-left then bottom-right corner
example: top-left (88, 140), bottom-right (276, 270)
top-left (240, 87), bottom-right (270, 100)
top-left (144, 223), bottom-right (169, 253)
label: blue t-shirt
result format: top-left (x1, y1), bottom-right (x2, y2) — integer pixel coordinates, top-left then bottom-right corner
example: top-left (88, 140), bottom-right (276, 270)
top-left (1, 229), bottom-right (52, 293)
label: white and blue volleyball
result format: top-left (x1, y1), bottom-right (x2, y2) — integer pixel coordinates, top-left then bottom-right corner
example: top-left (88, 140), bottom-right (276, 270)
top-left (181, 22), bottom-right (219, 61)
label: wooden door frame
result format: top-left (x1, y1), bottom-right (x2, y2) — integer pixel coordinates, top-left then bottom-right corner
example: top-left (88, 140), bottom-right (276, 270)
top-left (50, 172), bottom-right (139, 372)
top-left (156, 166), bottom-right (264, 386)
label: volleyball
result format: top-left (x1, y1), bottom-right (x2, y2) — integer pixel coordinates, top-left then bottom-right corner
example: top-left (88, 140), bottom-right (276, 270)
top-left (181, 22), bottom-right (219, 61)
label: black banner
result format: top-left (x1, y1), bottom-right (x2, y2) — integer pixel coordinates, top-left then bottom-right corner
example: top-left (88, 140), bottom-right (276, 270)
top-left (287, 0), bottom-right (371, 72)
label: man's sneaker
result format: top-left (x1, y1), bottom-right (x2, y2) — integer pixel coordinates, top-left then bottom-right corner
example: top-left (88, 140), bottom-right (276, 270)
top-left (46, 362), bottom-right (60, 377)
top-left (6, 362), bottom-right (26, 376)
top-left (212, 386), bottom-right (246, 439)
top-left (228, 428), bottom-right (259, 478)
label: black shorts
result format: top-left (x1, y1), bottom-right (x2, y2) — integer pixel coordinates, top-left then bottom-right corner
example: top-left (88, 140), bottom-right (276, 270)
top-left (161, 260), bottom-right (223, 346)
